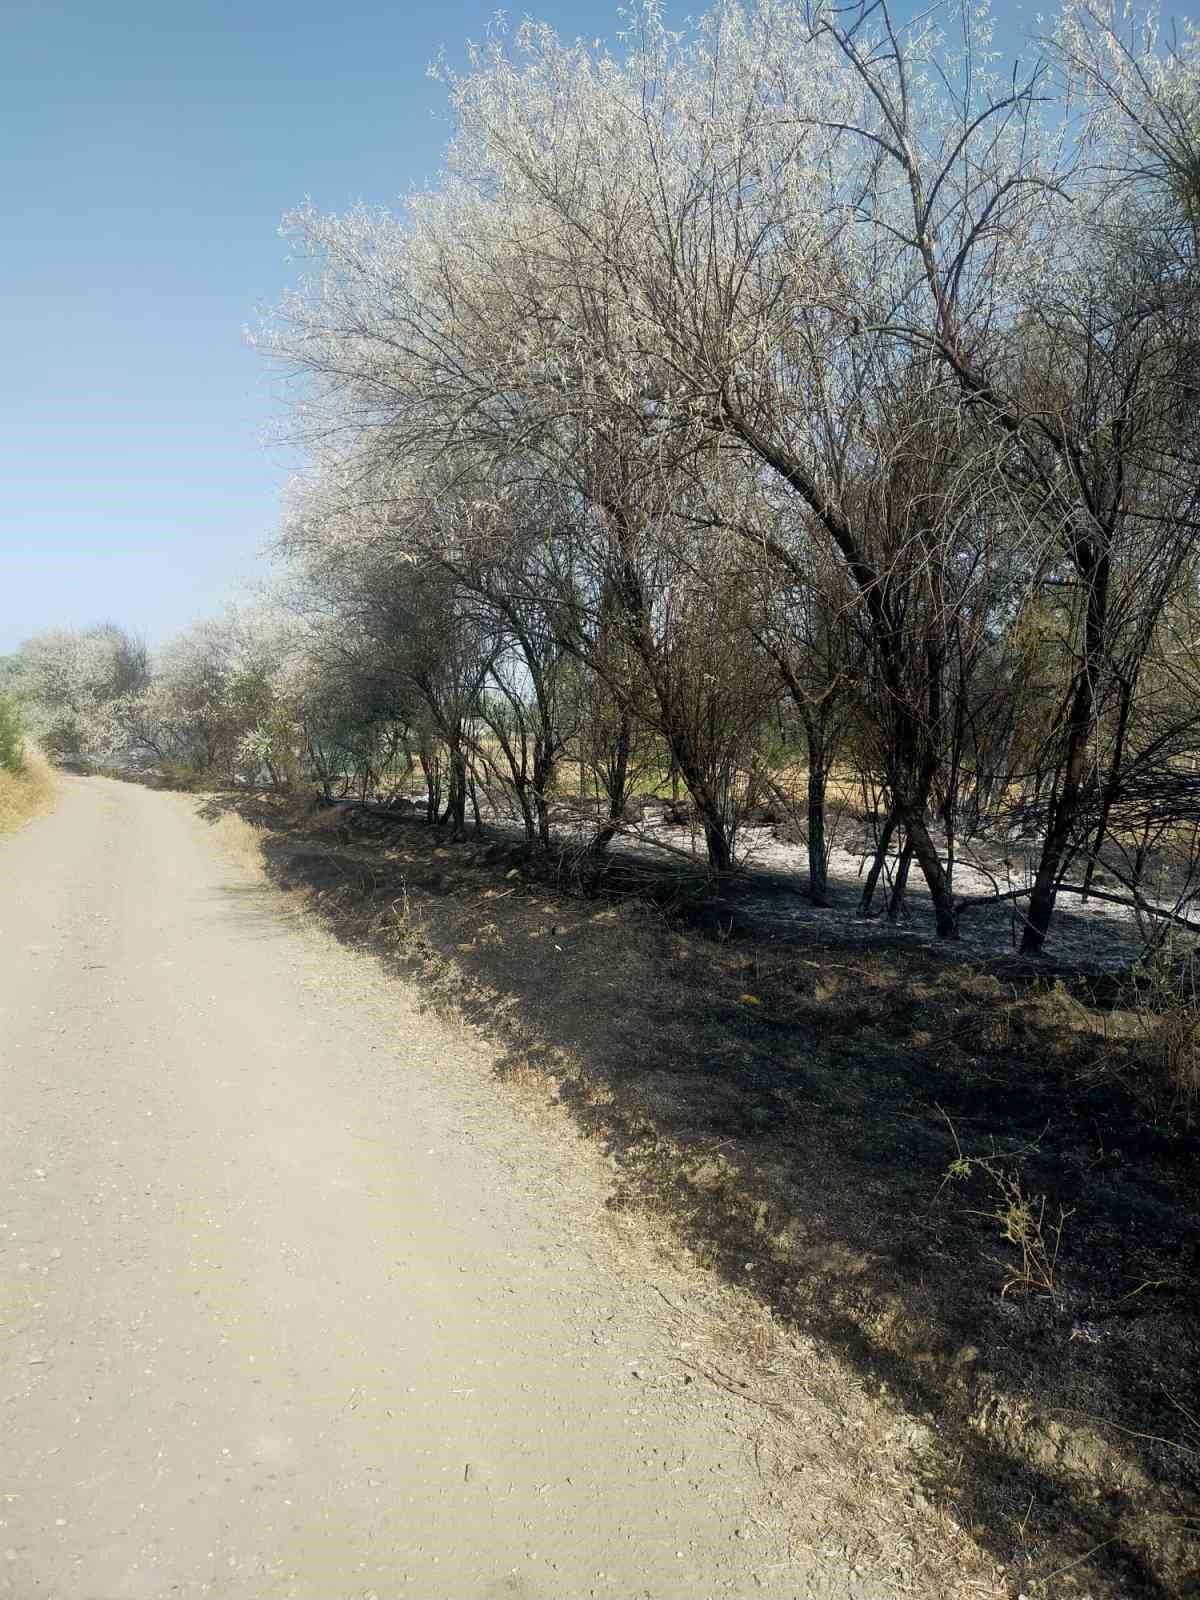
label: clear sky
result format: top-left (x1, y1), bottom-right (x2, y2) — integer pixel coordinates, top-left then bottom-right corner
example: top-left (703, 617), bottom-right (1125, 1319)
top-left (0, 0), bottom-right (634, 655)
top-left (2, 0), bottom-right (1052, 658)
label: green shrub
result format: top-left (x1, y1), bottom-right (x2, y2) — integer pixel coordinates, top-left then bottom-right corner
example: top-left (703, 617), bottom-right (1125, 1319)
top-left (0, 695), bottom-right (26, 775)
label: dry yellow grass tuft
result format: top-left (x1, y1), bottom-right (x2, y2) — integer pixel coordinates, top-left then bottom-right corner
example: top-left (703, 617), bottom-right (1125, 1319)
top-left (204, 809), bottom-right (269, 874)
top-left (0, 751), bottom-right (57, 836)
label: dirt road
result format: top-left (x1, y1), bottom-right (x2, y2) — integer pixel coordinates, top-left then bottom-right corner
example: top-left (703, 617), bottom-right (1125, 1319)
top-left (0, 776), bottom-right (831, 1600)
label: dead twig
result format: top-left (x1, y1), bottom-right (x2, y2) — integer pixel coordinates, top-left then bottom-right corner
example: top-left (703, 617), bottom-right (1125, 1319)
top-left (668, 1355), bottom-right (791, 1422)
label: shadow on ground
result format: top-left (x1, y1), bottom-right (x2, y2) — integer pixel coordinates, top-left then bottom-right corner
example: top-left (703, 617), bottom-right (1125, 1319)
top-left (200, 789), bottom-right (1199, 1599)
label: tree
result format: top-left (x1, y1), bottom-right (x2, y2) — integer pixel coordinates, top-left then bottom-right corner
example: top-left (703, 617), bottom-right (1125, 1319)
top-left (260, 0), bottom-right (1200, 948)
top-left (14, 624), bottom-right (150, 756)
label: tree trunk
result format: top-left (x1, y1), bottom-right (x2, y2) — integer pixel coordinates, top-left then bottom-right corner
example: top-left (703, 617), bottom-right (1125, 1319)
top-left (1133, 820), bottom-right (1155, 889)
top-left (1022, 802), bottom-right (1081, 953)
top-left (898, 804), bottom-right (958, 937)
top-left (512, 776), bottom-right (536, 845)
top-left (450, 749), bottom-right (468, 835)
top-left (687, 776), bottom-right (734, 872)
top-left (440, 747), bottom-right (468, 836)
top-left (887, 837), bottom-right (915, 922)
top-left (702, 817), bottom-right (734, 874)
top-left (860, 805), bottom-right (898, 915)
top-left (807, 747), bottom-right (829, 907)
top-left (1022, 553), bottom-right (1109, 954)
top-left (535, 795), bottom-right (551, 852)
top-left (1081, 676), bottom-right (1134, 902)
top-left (419, 745), bottom-right (440, 824)
top-left (590, 712), bottom-right (632, 858)
top-left (812, 755), bottom-right (832, 908)
top-left (533, 742), bottom-right (555, 852)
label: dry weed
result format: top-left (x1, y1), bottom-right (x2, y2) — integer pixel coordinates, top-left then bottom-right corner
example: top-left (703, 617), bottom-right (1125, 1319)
top-left (1149, 1009), bottom-right (1200, 1125)
top-left (497, 1059), bottom-right (550, 1098)
top-left (0, 751), bottom-right (56, 836)
top-left (1083, 945), bottom-right (1200, 1129)
top-left (1125, 948), bottom-right (1200, 1129)
top-left (987, 1177), bottom-right (1073, 1299)
top-left (205, 810), bottom-right (268, 874)
top-left (940, 1112), bottom-right (1072, 1300)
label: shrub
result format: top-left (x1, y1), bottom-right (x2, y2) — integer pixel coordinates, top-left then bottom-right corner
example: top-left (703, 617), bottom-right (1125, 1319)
top-left (1078, 940), bottom-right (1200, 1133)
top-left (1125, 943), bottom-right (1200, 1130)
top-left (0, 749), bottom-right (55, 835)
top-left (0, 694), bottom-right (26, 774)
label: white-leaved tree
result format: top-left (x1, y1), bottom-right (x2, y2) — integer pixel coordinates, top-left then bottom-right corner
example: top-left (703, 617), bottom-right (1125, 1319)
top-left (257, 0), bottom-right (1200, 947)
top-left (14, 624), bottom-right (151, 757)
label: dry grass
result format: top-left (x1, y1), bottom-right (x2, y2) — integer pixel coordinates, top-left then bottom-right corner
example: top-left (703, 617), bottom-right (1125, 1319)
top-left (0, 751), bottom-right (56, 836)
top-left (203, 807), bottom-right (269, 873)
top-left (1147, 1006), bottom-right (1200, 1126)
top-left (1113, 1000), bottom-right (1200, 1134)
top-left (941, 1114), bottom-right (1075, 1300)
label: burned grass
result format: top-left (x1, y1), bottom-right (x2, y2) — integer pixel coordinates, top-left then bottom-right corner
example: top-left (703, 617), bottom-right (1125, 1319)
top-left (200, 790), bottom-right (1199, 1598)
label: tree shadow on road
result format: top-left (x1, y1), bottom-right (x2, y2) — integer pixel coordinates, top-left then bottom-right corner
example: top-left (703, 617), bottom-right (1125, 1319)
top-left (196, 789), bottom-right (1200, 1599)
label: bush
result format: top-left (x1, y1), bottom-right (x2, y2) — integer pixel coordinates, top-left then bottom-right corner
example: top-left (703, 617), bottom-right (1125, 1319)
top-left (156, 760), bottom-right (212, 791)
top-left (1125, 943), bottom-right (1200, 1130)
top-left (0, 749), bottom-right (55, 836)
top-left (1084, 940), bottom-right (1200, 1132)
top-left (0, 695), bottom-right (26, 774)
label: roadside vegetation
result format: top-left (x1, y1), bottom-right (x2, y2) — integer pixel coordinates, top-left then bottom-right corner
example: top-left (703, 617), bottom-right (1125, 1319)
top-left (6, 1), bottom-right (1199, 1590)
top-left (0, 691), bottom-right (54, 836)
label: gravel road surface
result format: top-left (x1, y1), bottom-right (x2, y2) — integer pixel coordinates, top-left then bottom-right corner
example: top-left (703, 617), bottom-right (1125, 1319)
top-left (0, 776), bottom-right (826, 1600)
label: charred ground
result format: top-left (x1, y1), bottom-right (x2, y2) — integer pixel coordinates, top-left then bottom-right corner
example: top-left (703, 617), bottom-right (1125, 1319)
top-left (199, 789), bottom-right (1199, 1599)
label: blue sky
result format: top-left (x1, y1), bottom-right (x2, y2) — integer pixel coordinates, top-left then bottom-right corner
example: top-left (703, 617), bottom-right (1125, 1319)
top-left (0, 0), bottom-right (630, 654)
top-left (1, 0), bottom-right (1050, 657)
